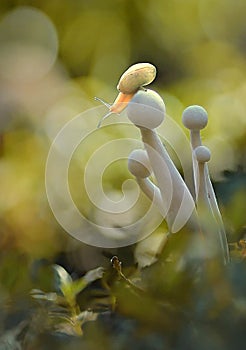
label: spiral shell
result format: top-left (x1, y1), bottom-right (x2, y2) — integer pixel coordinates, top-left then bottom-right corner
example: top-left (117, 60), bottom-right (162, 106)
top-left (117, 63), bottom-right (156, 94)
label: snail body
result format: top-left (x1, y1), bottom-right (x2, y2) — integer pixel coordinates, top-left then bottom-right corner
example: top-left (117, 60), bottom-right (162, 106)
top-left (96, 63), bottom-right (157, 127)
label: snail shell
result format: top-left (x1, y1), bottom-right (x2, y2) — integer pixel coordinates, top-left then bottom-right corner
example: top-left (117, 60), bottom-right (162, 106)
top-left (96, 62), bottom-right (157, 127)
top-left (117, 63), bottom-right (156, 94)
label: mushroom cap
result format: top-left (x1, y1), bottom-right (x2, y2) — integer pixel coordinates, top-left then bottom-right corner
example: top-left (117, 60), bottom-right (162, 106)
top-left (127, 89), bottom-right (165, 129)
top-left (182, 105), bottom-right (208, 130)
top-left (194, 145), bottom-right (211, 163)
top-left (128, 149), bottom-right (152, 178)
top-left (117, 63), bottom-right (156, 94)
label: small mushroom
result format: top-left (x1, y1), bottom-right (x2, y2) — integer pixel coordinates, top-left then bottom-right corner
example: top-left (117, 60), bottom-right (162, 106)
top-left (182, 105), bottom-right (208, 146)
top-left (128, 149), bottom-right (152, 178)
top-left (194, 145), bottom-right (211, 204)
top-left (182, 105), bottom-right (208, 199)
top-left (128, 149), bottom-right (163, 214)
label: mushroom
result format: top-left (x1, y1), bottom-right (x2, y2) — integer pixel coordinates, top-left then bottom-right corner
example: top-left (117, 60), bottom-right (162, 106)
top-left (127, 90), bottom-right (197, 233)
top-left (182, 106), bottom-right (229, 262)
top-left (182, 105), bottom-right (208, 198)
top-left (128, 149), bottom-right (163, 214)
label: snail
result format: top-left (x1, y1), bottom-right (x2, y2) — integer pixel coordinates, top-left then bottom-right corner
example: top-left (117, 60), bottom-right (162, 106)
top-left (95, 63), bottom-right (156, 127)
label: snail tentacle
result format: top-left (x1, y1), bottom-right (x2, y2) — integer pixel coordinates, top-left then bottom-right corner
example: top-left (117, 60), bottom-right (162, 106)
top-left (94, 96), bottom-right (112, 109)
top-left (97, 111), bottom-right (114, 128)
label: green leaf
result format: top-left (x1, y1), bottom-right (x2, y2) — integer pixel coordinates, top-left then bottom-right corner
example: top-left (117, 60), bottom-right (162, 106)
top-left (30, 288), bottom-right (57, 302)
top-left (52, 265), bottom-right (104, 305)
top-left (83, 267), bottom-right (104, 284)
top-left (68, 267), bottom-right (105, 298)
top-left (53, 264), bottom-right (73, 289)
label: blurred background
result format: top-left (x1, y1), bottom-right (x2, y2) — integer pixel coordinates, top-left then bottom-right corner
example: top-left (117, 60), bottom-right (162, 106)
top-left (0, 0), bottom-right (246, 336)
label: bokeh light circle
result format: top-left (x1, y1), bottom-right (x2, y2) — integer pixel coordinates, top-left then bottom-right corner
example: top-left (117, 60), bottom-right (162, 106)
top-left (0, 6), bottom-right (58, 82)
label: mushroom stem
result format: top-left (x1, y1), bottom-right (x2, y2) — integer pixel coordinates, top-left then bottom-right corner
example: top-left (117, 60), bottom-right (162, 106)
top-left (205, 169), bottom-right (230, 263)
top-left (195, 149), bottom-right (229, 264)
top-left (140, 128), bottom-right (197, 233)
top-left (190, 129), bottom-right (202, 200)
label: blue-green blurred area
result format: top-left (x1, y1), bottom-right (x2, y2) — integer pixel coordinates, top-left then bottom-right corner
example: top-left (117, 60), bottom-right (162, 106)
top-left (0, 0), bottom-right (246, 346)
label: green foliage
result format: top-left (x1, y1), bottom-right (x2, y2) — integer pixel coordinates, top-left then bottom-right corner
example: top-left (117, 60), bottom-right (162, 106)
top-left (29, 265), bottom-right (104, 337)
top-left (2, 249), bottom-right (245, 349)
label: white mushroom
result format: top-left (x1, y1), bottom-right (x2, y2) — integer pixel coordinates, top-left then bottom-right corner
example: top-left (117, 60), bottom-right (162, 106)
top-left (128, 149), bottom-right (152, 178)
top-left (127, 91), bottom-right (197, 233)
top-left (182, 106), bottom-right (229, 262)
top-left (128, 149), bottom-right (163, 214)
